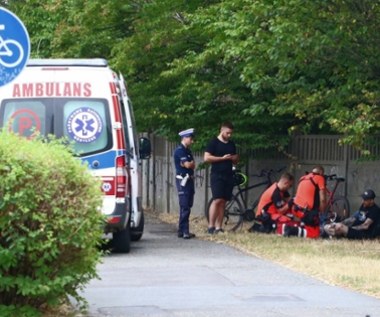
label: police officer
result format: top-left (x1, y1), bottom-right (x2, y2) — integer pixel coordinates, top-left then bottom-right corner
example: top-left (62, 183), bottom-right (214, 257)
top-left (173, 128), bottom-right (196, 239)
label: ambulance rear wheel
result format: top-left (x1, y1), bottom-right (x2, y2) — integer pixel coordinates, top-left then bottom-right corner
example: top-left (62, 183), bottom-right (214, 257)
top-left (112, 224), bottom-right (131, 253)
top-left (131, 212), bottom-right (144, 242)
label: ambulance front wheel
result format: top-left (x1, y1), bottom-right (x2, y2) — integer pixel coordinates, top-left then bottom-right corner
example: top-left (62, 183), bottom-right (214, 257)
top-left (112, 223), bottom-right (131, 253)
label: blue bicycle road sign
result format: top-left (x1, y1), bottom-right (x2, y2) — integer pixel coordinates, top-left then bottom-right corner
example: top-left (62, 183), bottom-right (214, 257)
top-left (0, 7), bottom-right (30, 87)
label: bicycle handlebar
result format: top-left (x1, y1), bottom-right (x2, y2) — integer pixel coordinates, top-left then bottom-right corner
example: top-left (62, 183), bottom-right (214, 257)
top-left (251, 166), bottom-right (286, 178)
top-left (305, 171), bottom-right (345, 182)
top-left (324, 174), bottom-right (345, 182)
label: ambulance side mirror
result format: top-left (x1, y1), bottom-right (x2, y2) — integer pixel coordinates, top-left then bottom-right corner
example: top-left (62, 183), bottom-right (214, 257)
top-left (139, 137), bottom-right (151, 159)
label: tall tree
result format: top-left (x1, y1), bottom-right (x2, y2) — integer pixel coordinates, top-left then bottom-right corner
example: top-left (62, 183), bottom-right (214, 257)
top-left (111, 0), bottom-right (292, 151)
top-left (6, 0), bottom-right (61, 58)
top-left (8, 0), bottom-right (380, 152)
top-left (116, 0), bottom-right (380, 150)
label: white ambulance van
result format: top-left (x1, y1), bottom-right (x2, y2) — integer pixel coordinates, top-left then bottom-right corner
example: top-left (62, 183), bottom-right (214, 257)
top-left (0, 59), bottom-right (151, 253)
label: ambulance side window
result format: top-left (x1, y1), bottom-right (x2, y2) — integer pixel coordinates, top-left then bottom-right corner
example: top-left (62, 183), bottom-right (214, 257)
top-left (63, 99), bottom-right (112, 156)
top-left (1, 100), bottom-right (47, 138)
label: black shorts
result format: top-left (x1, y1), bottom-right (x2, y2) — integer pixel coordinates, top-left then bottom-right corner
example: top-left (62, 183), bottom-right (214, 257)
top-left (210, 172), bottom-right (234, 200)
top-left (347, 227), bottom-right (371, 240)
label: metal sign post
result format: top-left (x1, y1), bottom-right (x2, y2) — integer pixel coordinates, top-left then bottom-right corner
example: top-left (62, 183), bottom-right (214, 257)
top-left (0, 7), bottom-right (30, 87)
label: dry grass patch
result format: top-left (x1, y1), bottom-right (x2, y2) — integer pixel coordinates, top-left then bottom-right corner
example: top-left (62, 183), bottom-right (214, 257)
top-left (154, 210), bottom-right (380, 299)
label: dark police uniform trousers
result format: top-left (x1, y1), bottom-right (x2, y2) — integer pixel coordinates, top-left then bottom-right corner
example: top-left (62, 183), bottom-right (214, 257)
top-left (175, 176), bottom-right (195, 235)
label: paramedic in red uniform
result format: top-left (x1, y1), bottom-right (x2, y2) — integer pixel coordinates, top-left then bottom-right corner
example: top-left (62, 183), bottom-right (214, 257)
top-left (249, 172), bottom-right (294, 233)
top-left (285, 165), bottom-right (327, 238)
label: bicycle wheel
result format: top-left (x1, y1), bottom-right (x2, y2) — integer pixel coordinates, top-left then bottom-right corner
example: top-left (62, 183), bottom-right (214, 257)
top-left (205, 195), bottom-right (245, 231)
top-left (330, 196), bottom-right (350, 221)
top-left (224, 195), bottom-right (245, 230)
top-left (0, 39), bottom-right (24, 68)
top-left (243, 198), bottom-right (258, 222)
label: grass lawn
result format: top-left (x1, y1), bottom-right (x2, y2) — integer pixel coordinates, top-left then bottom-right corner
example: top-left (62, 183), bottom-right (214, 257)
top-left (157, 211), bottom-right (380, 299)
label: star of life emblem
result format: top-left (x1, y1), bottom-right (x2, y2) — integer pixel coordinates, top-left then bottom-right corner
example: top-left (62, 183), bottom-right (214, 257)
top-left (66, 107), bottom-right (103, 143)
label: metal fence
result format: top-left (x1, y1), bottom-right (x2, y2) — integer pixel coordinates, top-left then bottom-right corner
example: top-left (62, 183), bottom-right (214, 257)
top-left (141, 134), bottom-right (380, 217)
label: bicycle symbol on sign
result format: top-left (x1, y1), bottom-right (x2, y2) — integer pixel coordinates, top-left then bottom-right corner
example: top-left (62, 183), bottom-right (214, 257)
top-left (0, 24), bottom-right (24, 68)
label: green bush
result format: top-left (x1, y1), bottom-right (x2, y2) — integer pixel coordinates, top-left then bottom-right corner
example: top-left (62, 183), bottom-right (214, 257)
top-left (0, 132), bottom-right (104, 317)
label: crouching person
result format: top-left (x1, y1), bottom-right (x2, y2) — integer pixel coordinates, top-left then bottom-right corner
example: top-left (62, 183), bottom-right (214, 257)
top-left (324, 189), bottom-right (380, 240)
top-left (248, 172), bottom-right (295, 234)
top-left (283, 165), bottom-right (327, 238)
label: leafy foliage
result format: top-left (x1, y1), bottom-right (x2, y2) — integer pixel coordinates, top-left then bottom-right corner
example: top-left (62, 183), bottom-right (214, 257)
top-left (0, 132), bottom-right (104, 317)
top-left (7, 0), bottom-right (380, 152)
top-left (112, 0), bottom-right (380, 151)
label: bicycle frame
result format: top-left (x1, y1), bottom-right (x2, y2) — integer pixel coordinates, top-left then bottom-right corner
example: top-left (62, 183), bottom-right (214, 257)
top-left (233, 167), bottom-right (286, 211)
top-left (320, 174), bottom-right (350, 223)
top-left (205, 167), bottom-right (286, 231)
top-left (0, 36), bottom-right (11, 55)
top-left (324, 175), bottom-right (345, 212)
top-left (0, 25), bottom-right (8, 55)
top-left (234, 178), bottom-right (272, 210)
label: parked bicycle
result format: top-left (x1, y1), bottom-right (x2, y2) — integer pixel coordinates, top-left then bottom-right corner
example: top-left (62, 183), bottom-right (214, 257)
top-left (205, 167), bottom-right (286, 231)
top-left (320, 174), bottom-right (350, 224)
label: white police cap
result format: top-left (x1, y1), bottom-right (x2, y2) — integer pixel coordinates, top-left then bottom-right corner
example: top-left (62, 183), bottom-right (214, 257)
top-left (178, 128), bottom-right (195, 138)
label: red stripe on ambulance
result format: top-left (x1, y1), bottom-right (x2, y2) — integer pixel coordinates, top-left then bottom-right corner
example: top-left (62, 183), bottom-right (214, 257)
top-left (109, 82), bottom-right (129, 198)
top-left (109, 82), bottom-right (125, 150)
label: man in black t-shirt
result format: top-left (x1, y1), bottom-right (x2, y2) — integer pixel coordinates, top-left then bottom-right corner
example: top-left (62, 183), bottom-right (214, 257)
top-left (204, 122), bottom-right (239, 234)
top-left (324, 189), bottom-right (380, 239)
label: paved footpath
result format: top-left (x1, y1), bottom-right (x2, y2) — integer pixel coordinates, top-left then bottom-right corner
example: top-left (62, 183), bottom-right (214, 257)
top-left (78, 213), bottom-right (380, 317)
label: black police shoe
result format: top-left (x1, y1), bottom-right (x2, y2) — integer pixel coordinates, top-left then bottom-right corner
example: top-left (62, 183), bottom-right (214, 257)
top-left (183, 233), bottom-right (196, 239)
